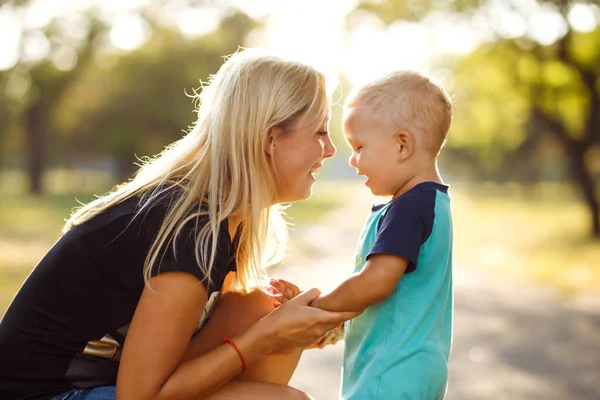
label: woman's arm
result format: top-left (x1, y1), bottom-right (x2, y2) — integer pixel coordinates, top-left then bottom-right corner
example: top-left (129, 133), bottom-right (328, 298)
top-left (117, 271), bottom-right (266, 399)
top-left (117, 271), bottom-right (357, 400)
top-left (310, 254), bottom-right (409, 312)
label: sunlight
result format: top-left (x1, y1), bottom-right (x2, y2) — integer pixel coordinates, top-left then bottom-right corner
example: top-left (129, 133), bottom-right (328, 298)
top-left (229, 0), bottom-right (278, 19)
top-left (22, 31), bottom-right (51, 63)
top-left (246, 0), bottom-right (358, 94)
top-left (1, 0), bottom-right (596, 84)
top-left (343, 22), bottom-right (432, 86)
top-left (568, 3), bottom-right (598, 33)
top-left (0, 0), bottom-right (486, 80)
top-left (23, 0), bottom-right (67, 29)
top-left (109, 13), bottom-right (150, 51)
top-left (102, 0), bottom-right (148, 12)
top-left (430, 15), bottom-right (484, 55)
top-left (179, 8), bottom-right (220, 38)
top-left (0, 8), bottom-right (19, 70)
top-left (528, 4), bottom-right (568, 45)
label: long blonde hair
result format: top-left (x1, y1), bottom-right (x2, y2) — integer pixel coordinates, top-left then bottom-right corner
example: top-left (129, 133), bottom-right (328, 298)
top-left (63, 49), bottom-right (330, 291)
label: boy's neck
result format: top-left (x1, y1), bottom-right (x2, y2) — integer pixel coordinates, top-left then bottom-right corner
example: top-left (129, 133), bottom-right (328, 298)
top-left (392, 163), bottom-right (443, 200)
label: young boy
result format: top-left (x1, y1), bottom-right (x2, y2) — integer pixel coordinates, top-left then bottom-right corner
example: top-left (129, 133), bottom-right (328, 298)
top-left (310, 70), bottom-right (454, 399)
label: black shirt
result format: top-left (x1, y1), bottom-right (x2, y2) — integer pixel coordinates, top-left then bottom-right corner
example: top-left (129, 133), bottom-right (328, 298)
top-left (0, 193), bottom-right (237, 399)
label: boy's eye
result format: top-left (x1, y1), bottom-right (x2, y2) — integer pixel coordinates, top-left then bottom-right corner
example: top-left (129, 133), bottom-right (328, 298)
top-left (356, 146), bottom-right (363, 151)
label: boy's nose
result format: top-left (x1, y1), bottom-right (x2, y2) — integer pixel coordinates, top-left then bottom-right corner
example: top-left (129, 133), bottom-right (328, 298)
top-left (348, 153), bottom-right (357, 168)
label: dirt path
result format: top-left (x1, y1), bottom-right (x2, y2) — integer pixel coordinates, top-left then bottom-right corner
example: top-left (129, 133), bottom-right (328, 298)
top-left (277, 185), bottom-right (600, 400)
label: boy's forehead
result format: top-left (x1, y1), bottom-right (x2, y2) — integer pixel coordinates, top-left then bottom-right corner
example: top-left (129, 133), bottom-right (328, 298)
top-left (342, 106), bottom-right (364, 128)
top-left (343, 106), bottom-right (360, 119)
top-left (343, 106), bottom-right (380, 132)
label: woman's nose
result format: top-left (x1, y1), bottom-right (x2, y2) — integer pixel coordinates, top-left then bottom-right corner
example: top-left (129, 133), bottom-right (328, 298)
top-left (323, 135), bottom-right (336, 159)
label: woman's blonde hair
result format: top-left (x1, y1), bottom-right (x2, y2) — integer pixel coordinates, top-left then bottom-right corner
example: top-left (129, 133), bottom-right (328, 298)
top-left (63, 48), bottom-right (330, 291)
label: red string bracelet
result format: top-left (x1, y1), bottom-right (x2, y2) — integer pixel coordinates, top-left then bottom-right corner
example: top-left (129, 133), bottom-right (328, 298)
top-left (224, 337), bottom-right (246, 371)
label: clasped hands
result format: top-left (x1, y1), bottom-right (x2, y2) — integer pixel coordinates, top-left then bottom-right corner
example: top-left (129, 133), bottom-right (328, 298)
top-left (267, 279), bottom-right (345, 349)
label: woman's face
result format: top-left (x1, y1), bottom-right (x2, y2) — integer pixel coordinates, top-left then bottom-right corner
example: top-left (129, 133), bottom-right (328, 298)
top-left (269, 119), bottom-right (336, 203)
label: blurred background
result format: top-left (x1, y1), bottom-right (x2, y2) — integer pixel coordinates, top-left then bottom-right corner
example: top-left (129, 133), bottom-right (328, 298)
top-left (0, 0), bottom-right (599, 398)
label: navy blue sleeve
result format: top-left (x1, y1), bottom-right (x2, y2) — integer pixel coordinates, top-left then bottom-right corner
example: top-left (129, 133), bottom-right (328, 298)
top-left (367, 190), bottom-right (436, 273)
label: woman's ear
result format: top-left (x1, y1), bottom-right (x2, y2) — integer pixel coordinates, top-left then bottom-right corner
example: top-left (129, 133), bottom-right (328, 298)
top-left (396, 130), bottom-right (413, 161)
top-left (265, 127), bottom-right (282, 156)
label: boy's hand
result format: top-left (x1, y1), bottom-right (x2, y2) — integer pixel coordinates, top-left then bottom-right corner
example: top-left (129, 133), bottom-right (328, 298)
top-left (308, 294), bottom-right (323, 309)
top-left (268, 278), bottom-right (301, 307)
top-left (306, 322), bottom-right (345, 349)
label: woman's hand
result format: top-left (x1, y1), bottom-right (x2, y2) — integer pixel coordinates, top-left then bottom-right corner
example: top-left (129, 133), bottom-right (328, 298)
top-left (257, 288), bottom-right (360, 351)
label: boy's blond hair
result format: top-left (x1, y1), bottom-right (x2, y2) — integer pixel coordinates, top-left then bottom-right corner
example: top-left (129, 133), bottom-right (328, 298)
top-left (346, 70), bottom-right (452, 155)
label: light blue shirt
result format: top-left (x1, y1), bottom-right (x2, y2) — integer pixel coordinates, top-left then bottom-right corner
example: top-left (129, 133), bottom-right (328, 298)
top-left (342, 182), bottom-right (453, 400)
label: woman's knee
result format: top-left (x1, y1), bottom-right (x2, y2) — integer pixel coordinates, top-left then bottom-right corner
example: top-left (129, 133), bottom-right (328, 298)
top-left (213, 290), bottom-right (275, 336)
top-left (220, 290), bottom-right (274, 319)
top-left (185, 289), bottom-right (275, 358)
top-left (206, 380), bottom-right (313, 400)
top-left (281, 386), bottom-right (314, 400)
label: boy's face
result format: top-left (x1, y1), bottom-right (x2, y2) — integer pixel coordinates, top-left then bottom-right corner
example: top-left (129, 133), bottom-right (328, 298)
top-left (343, 107), bottom-right (408, 198)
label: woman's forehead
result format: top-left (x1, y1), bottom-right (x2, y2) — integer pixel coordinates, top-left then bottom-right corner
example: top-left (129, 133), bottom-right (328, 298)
top-left (302, 107), bottom-right (330, 129)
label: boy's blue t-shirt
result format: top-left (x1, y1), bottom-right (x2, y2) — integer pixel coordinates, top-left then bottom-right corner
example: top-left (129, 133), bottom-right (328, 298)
top-left (342, 182), bottom-right (453, 400)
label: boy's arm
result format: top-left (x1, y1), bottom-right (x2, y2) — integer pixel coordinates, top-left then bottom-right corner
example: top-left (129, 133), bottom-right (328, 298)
top-left (311, 254), bottom-right (409, 312)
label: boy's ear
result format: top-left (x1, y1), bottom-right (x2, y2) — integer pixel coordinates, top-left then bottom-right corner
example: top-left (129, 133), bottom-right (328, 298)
top-left (396, 130), bottom-right (413, 161)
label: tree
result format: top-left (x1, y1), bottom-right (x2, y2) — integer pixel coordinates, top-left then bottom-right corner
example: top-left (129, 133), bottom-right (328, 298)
top-left (54, 12), bottom-right (258, 182)
top-left (0, 1), bottom-right (259, 193)
top-left (0, 3), bottom-right (108, 194)
top-left (353, 0), bottom-right (600, 237)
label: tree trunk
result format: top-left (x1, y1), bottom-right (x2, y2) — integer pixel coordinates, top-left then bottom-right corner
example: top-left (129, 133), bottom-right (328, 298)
top-left (531, 107), bottom-right (600, 238)
top-left (24, 102), bottom-right (45, 195)
top-left (568, 145), bottom-right (600, 238)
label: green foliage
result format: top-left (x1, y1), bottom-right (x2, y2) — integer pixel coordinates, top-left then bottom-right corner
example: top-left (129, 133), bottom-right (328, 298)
top-left (3, 182), bottom-right (599, 318)
top-left (571, 29), bottom-right (600, 67)
top-left (354, 0), bottom-right (481, 23)
top-left (0, 2), bottom-right (259, 185)
top-left (49, 12), bottom-right (258, 176)
top-left (447, 25), bottom-right (600, 168)
top-left (355, 0), bottom-right (600, 236)
top-left (354, 0), bottom-right (600, 151)
top-left (33, 13), bottom-right (256, 178)
top-left (453, 182), bottom-right (600, 294)
top-left (450, 43), bottom-right (530, 169)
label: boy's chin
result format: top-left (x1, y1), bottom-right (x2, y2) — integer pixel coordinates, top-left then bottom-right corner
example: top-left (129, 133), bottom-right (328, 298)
top-left (369, 187), bottom-right (393, 198)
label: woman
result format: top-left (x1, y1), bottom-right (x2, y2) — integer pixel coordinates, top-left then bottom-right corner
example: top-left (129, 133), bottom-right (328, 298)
top-left (0, 49), bottom-right (357, 399)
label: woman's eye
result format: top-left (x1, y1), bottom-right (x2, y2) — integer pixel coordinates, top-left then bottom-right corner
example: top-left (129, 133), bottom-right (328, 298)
top-left (317, 131), bottom-right (329, 136)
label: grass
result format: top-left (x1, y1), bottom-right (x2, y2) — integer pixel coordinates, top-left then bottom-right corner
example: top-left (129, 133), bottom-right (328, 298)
top-left (1, 179), bottom-right (598, 317)
top-left (0, 180), bottom-right (344, 316)
top-left (0, 193), bottom-right (98, 314)
top-left (452, 183), bottom-right (600, 296)
top-left (284, 181), bottom-right (351, 223)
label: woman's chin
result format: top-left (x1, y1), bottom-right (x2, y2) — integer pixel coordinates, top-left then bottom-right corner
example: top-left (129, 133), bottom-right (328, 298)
top-left (275, 179), bottom-right (316, 204)
top-left (276, 190), bottom-right (312, 204)
top-left (292, 189), bottom-right (313, 203)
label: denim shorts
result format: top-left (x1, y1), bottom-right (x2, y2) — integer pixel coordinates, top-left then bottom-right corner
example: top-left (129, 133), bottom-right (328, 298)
top-left (50, 386), bottom-right (116, 400)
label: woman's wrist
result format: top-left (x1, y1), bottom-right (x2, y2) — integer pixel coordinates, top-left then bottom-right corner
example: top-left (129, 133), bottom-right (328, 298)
top-left (232, 316), bottom-right (278, 364)
top-left (309, 295), bottom-right (323, 309)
